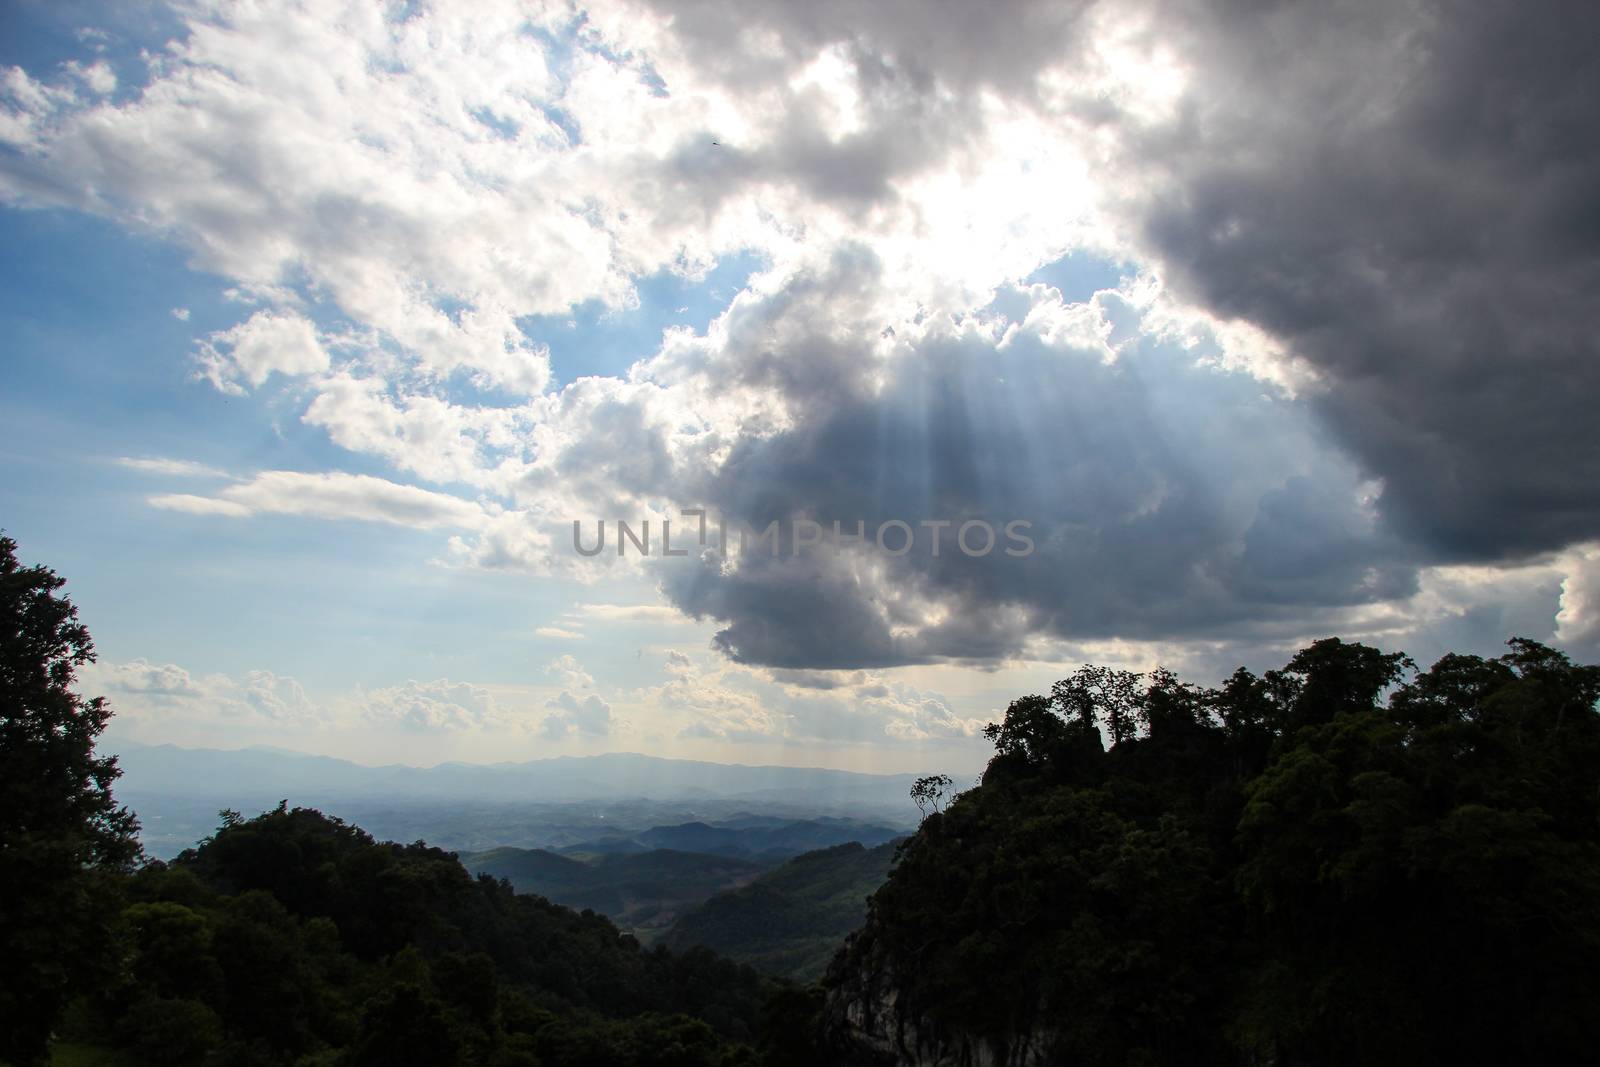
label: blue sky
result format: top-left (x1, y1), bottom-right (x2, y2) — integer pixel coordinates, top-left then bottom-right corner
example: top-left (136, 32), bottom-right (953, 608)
top-left (2, 0), bottom-right (1595, 773)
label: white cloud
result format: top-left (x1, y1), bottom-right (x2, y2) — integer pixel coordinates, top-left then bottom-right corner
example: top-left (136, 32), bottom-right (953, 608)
top-left (541, 690), bottom-right (616, 739)
top-left (637, 650), bottom-right (981, 744)
top-left (576, 603), bottom-right (690, 624)
top-left (1555, 543), bottom-right (1600, 658)
top-left (196, 310), bottom-right (330, 393)
top-left (149, 470), bottom-right (487, 530)
top-left (544, 654), bottom-right (595, 691)
top-left (82, 658), bottom-right (326, 728)
top-left (535, 626), bottom-right (584, 639)
top-left (65, 60), bottom-right (115, 96)
top-left (148, 495), bottom-right (253, 518)
top-left (359, 678), bottom-right (501, 732)
top-left (116, 456), bottom-right (227, 478)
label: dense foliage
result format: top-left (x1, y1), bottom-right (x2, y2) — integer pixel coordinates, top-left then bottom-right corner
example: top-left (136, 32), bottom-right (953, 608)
top-left (11, 536), bottom-right (1600, 1065)
top-left (826, 640), bottom-right (1600, 1064)
top-left (0, 539), bottom-right (789, 1067)
top-left (0, 536), bottom-right (140, 1065)
top-left (665, 841), bottom-right (900, 982)
top-left (55, 803), bottom-right (784, 1065)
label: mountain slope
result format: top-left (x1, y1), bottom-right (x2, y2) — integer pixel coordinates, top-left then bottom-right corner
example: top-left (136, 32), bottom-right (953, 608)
top-left (70, 804), bottom-right (777, 1064)
top-left (663, 839), bottom-right (902, 982)
top-left (460, 846), bottom-right (767, 940)
top-left (823, 641), bottom-right (1600, 1065)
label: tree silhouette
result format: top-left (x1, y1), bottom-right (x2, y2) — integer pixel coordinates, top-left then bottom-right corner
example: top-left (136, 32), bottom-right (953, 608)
top-left (0, 535), bottom-right (140, 1064)
top-left (910, 774), bottom-right (952, 819)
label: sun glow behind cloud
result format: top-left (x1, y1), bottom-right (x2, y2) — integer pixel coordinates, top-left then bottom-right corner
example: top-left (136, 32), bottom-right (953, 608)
top-left (2, 0), bottom-right (1597, 768)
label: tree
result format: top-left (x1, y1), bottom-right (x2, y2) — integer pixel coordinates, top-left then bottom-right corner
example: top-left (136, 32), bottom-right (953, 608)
top-left (830, 637), bottom-right (1600, 1065)
top-left (910, 774), bottom-right (952, 819)
top-left (0, 535), bottom-right (140, 1064)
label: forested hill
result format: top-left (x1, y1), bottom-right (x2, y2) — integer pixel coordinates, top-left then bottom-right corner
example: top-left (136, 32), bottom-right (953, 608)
top-left (53, 804), bottom-right (783, 1065)
top-left (822, 639), bottom-right (1600, 1065)
top-left (458, 845), bottom-right (767, 941)
top-left (664, 840), bottom-right (901, 982)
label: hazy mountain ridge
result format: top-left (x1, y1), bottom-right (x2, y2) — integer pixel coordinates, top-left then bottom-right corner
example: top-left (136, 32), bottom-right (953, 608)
top-left (110, 742), bottom-right (922, 859)
top-left (111, 741), bottom-right (925, 803)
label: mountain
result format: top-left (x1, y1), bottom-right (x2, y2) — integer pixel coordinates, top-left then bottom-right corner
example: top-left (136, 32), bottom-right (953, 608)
top-left (663, 839), bottom-right (902, 982)
top-left (56, 803), bottom-right (780, 1065)
top-left (107, 742), bottom-right (922, 858)
top-left (823, 641), bottom-right (1600, 1065)
top-left (110, 742), bottom-right (926, 806)
top-left (459, 846), bottom-right (767, 940)
top-left (570, 816), bottom-right (904, 860)
top-left (458, 815), bottom-right (905, 940)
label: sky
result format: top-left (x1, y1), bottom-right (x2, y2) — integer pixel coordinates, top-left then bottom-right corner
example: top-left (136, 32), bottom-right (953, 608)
top-left (2, 0), bottom-right (1597, 776)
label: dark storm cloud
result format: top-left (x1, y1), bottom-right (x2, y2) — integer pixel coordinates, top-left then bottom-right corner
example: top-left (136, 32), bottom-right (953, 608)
top-left (644, 0), bottom-right (1600, 559)
top-left (626, 0), bottom-right (1596, 670)
top-left (1126, 0), bottom-right (1600, 559)
top-left (650, 256), bottom-right (1418, 669)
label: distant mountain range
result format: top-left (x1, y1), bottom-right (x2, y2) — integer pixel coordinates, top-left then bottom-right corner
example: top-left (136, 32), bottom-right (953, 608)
top-left (110, 741), bottom-right (925, 805)
top-left (106, 741), bottom-right (923, 859)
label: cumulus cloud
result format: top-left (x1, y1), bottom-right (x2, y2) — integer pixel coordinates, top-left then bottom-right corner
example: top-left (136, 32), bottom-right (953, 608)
top-left (1555, 544), bottom-right (1600, 660)
top-left (644, 265), bottom-right (1416, 667)
top-left (544, 654), bottom-right (596, 691)
top-left (195, 310), bottom-right (331, 393)
top-left (541, 690), bottom-right (616, 739)
top-left (359, 678), bottom-right (500, 732)
top-left (642, 650), bottom-right (982, 743)
top-left (83, 659), bottom-right (326, 728)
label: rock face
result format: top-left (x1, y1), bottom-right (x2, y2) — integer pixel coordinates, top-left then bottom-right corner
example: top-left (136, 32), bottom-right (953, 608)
top-left (824, 948), bottom-right (1058, 1067)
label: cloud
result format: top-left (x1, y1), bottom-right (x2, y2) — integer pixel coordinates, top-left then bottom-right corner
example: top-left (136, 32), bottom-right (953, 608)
top-left (147, 495), bottom-right (253, 518)
top-left (1555, 544), bottom-right (1600, 660)
top-left (540, 690), bottom-right (616, 739)
top-left (149, 470), bottom-right (487, 530)
top-left (82, 659), bottom-right (326, 728)
top-left (544, 654), bottom-right (595, 691)
top-left (116, 456), bottom-right (228, 478)
top-left (575, 603), bottom-right (691, 624)
top-left (641, 650), bottom-right (982, 744)
top-left (195, 310), bottom-right (331, 394)
top-left (646, 265), bottom-right (1417, 667)
top-left (8, 0), bottom-right (1597, 680)
top-left (1095, 0), bottom-right (1600, 561)
top-left (359, 678), bottom-right (500, 732)
top-left (535, 626), bottom-right (584, 639)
